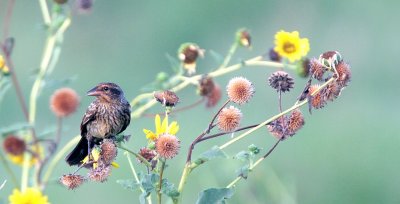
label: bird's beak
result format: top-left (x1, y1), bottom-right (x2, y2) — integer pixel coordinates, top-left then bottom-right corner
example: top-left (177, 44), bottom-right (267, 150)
top-left (87, 86), bottom-right (100, 96)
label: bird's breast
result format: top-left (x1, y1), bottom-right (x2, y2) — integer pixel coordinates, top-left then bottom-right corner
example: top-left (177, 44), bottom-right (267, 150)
top-left (86, 104), bottom-right (126, 139)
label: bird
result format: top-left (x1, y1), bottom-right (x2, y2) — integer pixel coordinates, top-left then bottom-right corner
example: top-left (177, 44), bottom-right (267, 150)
top-left (65, 82), bottom-right (131, 166)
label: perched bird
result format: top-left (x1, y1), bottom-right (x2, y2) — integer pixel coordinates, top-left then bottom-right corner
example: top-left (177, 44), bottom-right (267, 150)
top-left (65, 82), bottom-right (131, 166)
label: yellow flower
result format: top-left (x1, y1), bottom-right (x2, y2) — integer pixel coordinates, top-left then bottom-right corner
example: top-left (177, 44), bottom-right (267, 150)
top-left (9, 188), bottom-right (49, 204)
top-left (7, 145), bottom-right (43, 166)
top-left (274, 30), bottom-right (310, 62)
top-left (81, 148), bottom-right (119, 169)
top-left (143, 114), bottom-right (179, 141)
top-left (0, 55), bottom-right (5, 68)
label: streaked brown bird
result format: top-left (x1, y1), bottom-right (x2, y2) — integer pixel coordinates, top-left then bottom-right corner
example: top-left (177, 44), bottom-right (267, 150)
top-left (65, 82), bottom-right (131, 166)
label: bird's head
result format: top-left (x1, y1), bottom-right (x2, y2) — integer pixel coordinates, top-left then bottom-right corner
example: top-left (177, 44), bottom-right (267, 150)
top-left (87, 82), bottom-right (125, 102)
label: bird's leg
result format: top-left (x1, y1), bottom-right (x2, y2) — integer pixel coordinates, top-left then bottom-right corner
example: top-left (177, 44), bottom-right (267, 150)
top-left (87, 137), bottom-right (92, 162)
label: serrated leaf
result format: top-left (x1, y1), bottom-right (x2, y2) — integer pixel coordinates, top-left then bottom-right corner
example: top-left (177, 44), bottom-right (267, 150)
top-left (196, 188), bottom-right (234, 204)
top-left (116, 179), bottom-right (141, 192)
top-left (139, 173), bottom-right (159, 193)
top-left (236, 164), bottom-right (250, 179)
top-left (161, 179), bottom-right (180, 198)
top-left (194, 146), bottom-right (228, 165)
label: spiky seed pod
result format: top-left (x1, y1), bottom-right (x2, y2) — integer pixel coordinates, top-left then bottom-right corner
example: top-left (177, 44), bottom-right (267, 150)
top-left (217, 106), bottom-right (242, 132)
top-left (287, 109), bottom-right (305, 136)
top-left (267, 117), bottom-right (289, 140)
top-left (269, 48), bottom-right (281, 62)
top-left (334, 61), bottom-right (351, 87)
top-left (309, 58), bottom-right (325, 81)
top-left (323, 82), bottom-right (341, 101)
top-left (296, 58), bottom-right (310, 78)
top-left (178, 43), bottom-right (204, 75)
top-left (268, 71), bottom-right (294, 92)
top-left (206, 84), bottom-right (222, 108)
top-left (226, 77), bottom-right (255, 105)
top-left (60, 174), bottom-right (85, 190)
top-left (100, 139), bottom-right (117, 165)
top-left (198, 76), bottom-right (216, 97)
top-left (308, 84), bottom-right (326, 109)
top-left (154, 90), bottom-right (179, 107)
top-left (3, 135), bottom-right (26, 156)
top-left (138, 147), bottom-right (157, 162)
top-left (88, 165), bottom-right (111, 182)
top-left (50, 88), bottom-right (80, 117)
top-left (155, 134), bottom-right (180, 159)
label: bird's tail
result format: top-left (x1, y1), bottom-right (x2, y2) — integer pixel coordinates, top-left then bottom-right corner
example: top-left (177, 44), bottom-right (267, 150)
top-left (65, 137), bottom-right (93, 166)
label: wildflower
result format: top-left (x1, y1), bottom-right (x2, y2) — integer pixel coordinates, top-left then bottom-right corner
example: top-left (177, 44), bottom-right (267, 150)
top-left (0, 55), bottom-right (10, 75)
top-left (3, 135), bottom-right (26, 156)
top-left (236, 29), bottom-right (251, 47)
top-left (81, 148), bottom-right (119, 169)
top-left (0, 55), bottom-right (4, 68)
top-left (308, 84), bottom-right (325, 109)
top-left (143, 114), bottom-right (179, 141)
top-left (198, 76), bottom-right (216, 97)
top-left (268, 48), bottom-right (281, 62)
top-left (267, 117), bottom-right (288, 140)
top-left (309, 58), bottom-right (325, 81)
top-left (287, 109), bottom-right (305, 135)
top-left (60, 174), bottom-right (85, 190)
top-left (178, 43), bottom-right (204, 75)
top-left (334, 61), bottom-right (351, 87)
top-left (88, 165), bottom-right (111, 182)
top-left (268, 71), bottom-right (294, 92)
top-left (9, 188), bottom-right (49, 204)
top-left (226, 77), bottom-right (255, 105)
top-left (155, 134), bottom-right (180, 159)
top-left (100, 139), bottom-right (117, 165)
top-left (274, 30), bottom-right (310, 62)
top-left (323, 82), bottom-right (341, 101)
top-left (154, 90), bottom-right (179, 107)
top-left (7, 144), bottom-right (42, 166)
top-left (206, 84), bottom-right (222, 108)
top-left (50, 88), bottom-right (80, 117)
top-left (138, 147), bottom-right (157, 162)
top-left (217, 106), bottom-right (242, 132)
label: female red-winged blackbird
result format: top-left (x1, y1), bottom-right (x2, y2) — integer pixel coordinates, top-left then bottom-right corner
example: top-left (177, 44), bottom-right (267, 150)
top-left (65, 82), bottom-right (131, 166)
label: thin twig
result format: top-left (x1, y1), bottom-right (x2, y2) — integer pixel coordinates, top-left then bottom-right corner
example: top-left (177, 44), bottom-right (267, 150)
top-left (142, 98), bottom-right (205, 118)
top-left (118, 145), bottom-right (152, 169)
top-left (157, 159), bottom-right (166, 204)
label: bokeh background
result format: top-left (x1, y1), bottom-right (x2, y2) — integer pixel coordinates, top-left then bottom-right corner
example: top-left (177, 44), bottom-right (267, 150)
top-left (1, 0), bottom-right (399, 203)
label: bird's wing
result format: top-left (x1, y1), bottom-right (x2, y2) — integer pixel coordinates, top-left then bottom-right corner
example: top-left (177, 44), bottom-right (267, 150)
top-left (80, 101), bottom-right (98, 137)
top-left (118, 102), bottom-right (131, 134)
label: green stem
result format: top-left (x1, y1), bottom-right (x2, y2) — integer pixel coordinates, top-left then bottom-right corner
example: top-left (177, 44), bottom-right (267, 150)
top-left (38, 0), bottom-right (51, 25)
top-left (157, 159), bottom-right (166, 204)
top-left (219, 42), bottom-right (238, 69)
top-left (42, 135), bottom-right (80, 186)
top-left (21, 151), bottom-right (31, 192)
top-left (125, 152), bottom-right (152, 204)
top-left (118, 145), bottom-right (152, 169)
top-left (0, 150), bottom-right (18, 187)
top-left (176, 163), bottom-right (191, 197)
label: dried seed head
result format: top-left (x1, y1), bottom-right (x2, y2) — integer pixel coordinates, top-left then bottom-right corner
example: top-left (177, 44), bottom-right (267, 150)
top-left (269, 48), bottom-right (281, 62)
top-left (296, 58), bottom-right (310, 78)
top-left (3, 135), bottom-right (26, 156)
top-left (309, 58), bottom-right (325, 81)
top-left (138, 147), bottom-right (157, 162)
top-left (267, 117), bottom-right (289, 140)
top-left (268, 71), bottom-right (294, 92)
top-left (100, 139), bottom-right (117, 165)
top-left (319, 51), bottom-right (342, 67)
top-left (178, 43), bottom-right (204, 75)
top-left (154, 90), bottom-right (179, 107)
top-left (308, 84), bottom-right (326, 109)
top-left (206, 84), bottom-right (222, 108)
top-left (236, 29), bottom-right (251, 47)
top-left (198, 76), bottom-right (216, 97)
top-left (287, 109), bottom-right (305, 136)
top-left (88, 165), bottom-right (111, 182)
top-left (50, 88), bottom-right (80, 117)
top-left (60, 174), bottom-right (85, 190)
top-left (334, 61), bottom-right (351, 87)
top-left (217, 106), bottom-right (242, 132)
top-left (226, 77), bottom-right (255, 105)
top-left (323, 82), bottom-right (341, 101)
top-left (155, 134), bottom-right (180, 159)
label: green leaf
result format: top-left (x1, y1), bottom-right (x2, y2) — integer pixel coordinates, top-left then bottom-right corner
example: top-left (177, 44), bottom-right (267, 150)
top-left (193, 146), bottom-right (228, 165)
top-left (196, 188), bottom-right (234, 204)
top-left (161, 178), bottom-right (180, 199)
top-left (234, 151), bottom-right (251, 162)
top-left (139, 173), bottom-right (159, 193)
top-left (236, 164), bottom-right (250, 179)
top-left (116, 179), bottom-right (141, 192)
top-left (248, 144), bottom-right (261, 155)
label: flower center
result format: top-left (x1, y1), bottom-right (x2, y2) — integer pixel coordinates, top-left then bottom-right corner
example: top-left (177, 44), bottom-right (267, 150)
top-left (283, 42), bottom-right (296, 53)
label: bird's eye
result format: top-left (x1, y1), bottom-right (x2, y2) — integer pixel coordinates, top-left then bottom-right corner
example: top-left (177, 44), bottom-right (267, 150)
top-left (103, 87), bottom-right (109, 91)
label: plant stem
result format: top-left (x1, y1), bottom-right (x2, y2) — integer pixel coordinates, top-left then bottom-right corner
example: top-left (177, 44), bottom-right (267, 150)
top-left (226, 138), bottom-right (282, 188)
top-left (219, 42), bottom-right (238, 69)
top-left (126, 152), bottom-right (152, 204)
top-left (38, 0), bottom-right (51, 26)
top-left (118, 145), bottom-right (152, 169)
top-left (157, 159), bottom-right (166, 204)
top-left (177, 162), bottom-right (191, 194)
top-left (21, 151), bottom-right (31, 192)
top-left (142, 98), bottom-right (205, 118)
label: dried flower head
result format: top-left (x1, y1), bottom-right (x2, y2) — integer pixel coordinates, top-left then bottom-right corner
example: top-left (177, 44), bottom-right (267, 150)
top-left (198, 76), bottom-right (216, 97)
top-left (100, 139), bottom-right (117, 165)
top-left (323, 82), bottom-right (341, 101)
top-left (217, 106), bottom-right (242, 132)
top-left (206, 84), bottom-right (222, 108)
top-left (226, 77), bottom-right (255, 105)
top-left (268, 71), bottom-right (294, 92)
top-left (319, 51), bottom-right (342, 68)
top-left (309, 58), bottom-right (325, 81)
top-left (50, 88), bottom-right (80, 117)
top-left (334, 61), bottom-right (351, 87)
top-left (3, 135), bottom-right (26, 156)
top-left (155, 134), bottom-right (180, 159)
top-left (308, 84), bottom-right (325, 109)
top-left (88, 165), bottom-right (111, 182)
top-left (178, 43), bottom-right (204, 75)
top-left (154, 90), bottom-right (179, 107)
top-left (60, 174), bottom-right (85, 190)
top-left (267, 117), bottom-right (288, 140)
top-left (268, 48), bottom-right (281, 62)
top-left (296, 58), bottom-right (310, 78)
top-left (236, 29), bottom-right (251, 47)
top-left (287, 109), bottom-right (305, 135)
top-left (138, 147), bottom-right (157, 162)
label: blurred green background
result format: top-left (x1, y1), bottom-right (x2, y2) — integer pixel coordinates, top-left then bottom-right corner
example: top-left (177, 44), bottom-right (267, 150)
top-left (1, 0), bottom-right (399, 203)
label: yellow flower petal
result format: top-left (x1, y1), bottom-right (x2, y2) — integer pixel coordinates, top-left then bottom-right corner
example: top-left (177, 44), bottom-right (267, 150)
top-left (155, 114), bottom-right (162, 135)
top-left (168, 121), bottom-right (179, 135)
top-left (111, 162), bottom-right (120, 168)
top-left (274, 30), bottom-right (310, 63)
top-left (9, 188), bottom-right (49, 204)
top-left (161, 115), bottom-right (168, 134)
top-left (143, 129), bottom-right (157, 141)
top-left (82, 148), bottom-right (101, 169)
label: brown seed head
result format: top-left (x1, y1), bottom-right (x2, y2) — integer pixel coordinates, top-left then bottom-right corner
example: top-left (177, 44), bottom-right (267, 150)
top-left (319, 51), bottom-right (342, 67)
top-left (154, 90), bottom-right (179, 107)
top-left (138, 147), bottom-right (157, 162)
top-left (217, 106), bottom-right (242, 132)
top-left (323, 82), bottom-right (341, 101)
top-left (335, 61), bottom-right (351, 87)
top-left (100, 139), bottom-right (117, 165)
top-left (267, 117), bottom-right (289, 140)
top-left (178, 43), bottom-right (204, 75)
top-left (60, 174), bottom-right (85, 190)
top-left (50, 88), bottom-right (80, 117)
top-left (268, 71), bottom-right (294, 92)
top-left (269, 48), bottom-right (282, 62)
top-left (206, 84), bottom-right (222, 108)
top-left (88, 165), bottom-right (111, 182)
top-left (309, 58), bottom-right (325, 81)
top-left (226, 77), bottom-right (255, 105)
top-left (198, 76), bottom-right (216, 97)
top-left (308, 84), bottom-right (325, 109)
top-left (3, 135), bottom-right (26, 156)
top-left (237, 29), bottom-right (251, 47)
top-left (287, 109), bottom-right (305, 136)
top-left (155, 134), bottom-right (180, 159)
